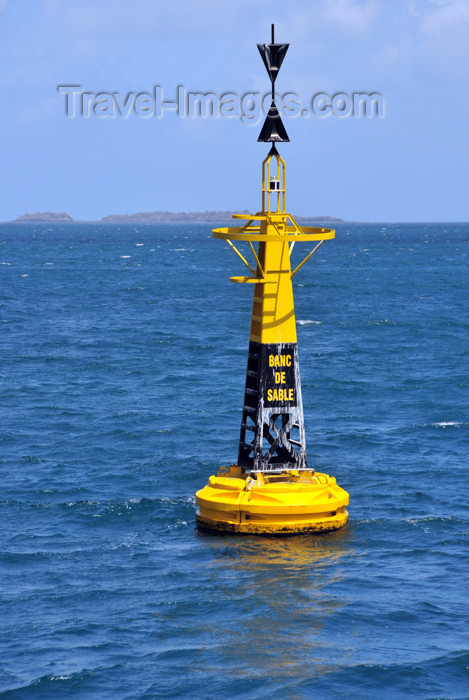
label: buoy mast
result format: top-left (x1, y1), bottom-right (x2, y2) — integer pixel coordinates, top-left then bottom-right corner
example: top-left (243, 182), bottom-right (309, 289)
top-left (195, 26), bottom-right (349, 535)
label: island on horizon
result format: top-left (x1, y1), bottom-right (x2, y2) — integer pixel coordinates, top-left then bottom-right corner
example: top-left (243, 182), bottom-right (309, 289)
top-left (8, 210), bottom-right (344, 224)
top-left (13, 212), bottom-right (74, 223)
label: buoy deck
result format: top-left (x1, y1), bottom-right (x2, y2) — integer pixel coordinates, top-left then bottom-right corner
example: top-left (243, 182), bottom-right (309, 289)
top-left (196, 466), bottom-right (349, 536)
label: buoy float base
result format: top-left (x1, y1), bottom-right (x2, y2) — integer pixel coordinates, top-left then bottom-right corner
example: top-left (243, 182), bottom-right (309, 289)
top-left (196, 466), bottom-right (349, 536)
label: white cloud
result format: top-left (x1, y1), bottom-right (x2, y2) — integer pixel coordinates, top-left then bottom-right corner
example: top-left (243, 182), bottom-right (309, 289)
top-left (420, 0), bottom-right (469, 34)
top-left (415, 0), bottom-right (469, 63)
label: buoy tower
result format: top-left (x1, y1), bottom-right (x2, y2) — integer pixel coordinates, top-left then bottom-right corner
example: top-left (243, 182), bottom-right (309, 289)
top-left (195, 26), bottom-right (349, 535)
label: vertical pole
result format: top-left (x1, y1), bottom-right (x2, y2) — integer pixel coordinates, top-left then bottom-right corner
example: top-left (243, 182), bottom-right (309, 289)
top-left (262, 160), bottom-right (265, 213)
top-left (271, 24), bottom-right (275, 103)
top-left (282, 156), bottom-right (285, 212)
top-left (267, 158), bottom-right (271, 212)
top-left (276, 156), bottom-right (280, 212)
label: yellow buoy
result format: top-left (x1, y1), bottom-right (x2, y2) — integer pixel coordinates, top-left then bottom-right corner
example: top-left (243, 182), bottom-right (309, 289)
top-left (195, 25), bottom-right (349, 535)
top-left (196, 467), bottom-right (348, 535)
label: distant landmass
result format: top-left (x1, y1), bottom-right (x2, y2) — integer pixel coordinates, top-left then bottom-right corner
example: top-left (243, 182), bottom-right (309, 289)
top-left (100, 210), bottom-right (253, 223)
top-left (100, 211), bottom-right (344, 223)
top-left (10, 211), bottom-right (344, 224)
top-left (14, 212), bottom-right (74, 223)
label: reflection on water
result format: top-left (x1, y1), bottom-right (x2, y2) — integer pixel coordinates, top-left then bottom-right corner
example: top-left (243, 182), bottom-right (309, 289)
top-left (198, 528), bottom-right (356, 681)
top-left (209, 528), bottom-right (353, 570)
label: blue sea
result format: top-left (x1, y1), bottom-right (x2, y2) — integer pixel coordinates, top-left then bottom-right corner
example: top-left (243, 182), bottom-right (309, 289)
top-left (0, 222), bottom-right (468, 699)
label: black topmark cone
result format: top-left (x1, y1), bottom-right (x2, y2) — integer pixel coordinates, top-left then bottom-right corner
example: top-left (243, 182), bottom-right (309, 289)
top-left (257, 43), bottom-right (289, 83)
top-left (258, 101), bottom-right (290, 143)
top-left (257, 24), bottom-right (290, 143)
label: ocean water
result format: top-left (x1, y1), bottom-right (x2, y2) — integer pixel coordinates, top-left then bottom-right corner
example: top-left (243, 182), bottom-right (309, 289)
top-left (0, 221), bottom-right (468, 699)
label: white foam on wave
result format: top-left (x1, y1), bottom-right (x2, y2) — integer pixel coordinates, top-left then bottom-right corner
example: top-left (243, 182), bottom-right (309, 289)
top-left (167, 519), bottom-right (188, 530)
top-left (298, 319), bottom-right (322, 326)
top-left (120, 255), bottom-right (131, 259)
top-left (433, 421), bottom-right (462, 427)
top-left (135, 243), bottom-right (144, 246)
top-left (21, 274), bottom-right (29, 278)
top-left (1, 262), bottom-right (11, 265)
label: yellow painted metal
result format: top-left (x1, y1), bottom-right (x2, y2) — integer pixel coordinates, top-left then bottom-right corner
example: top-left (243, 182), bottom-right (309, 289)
top-left (195, 150), bottom-right (349, 536)
top-left (229, 276), bottom-right (273, 284)
top-left (213, 156), bottom-right (336, 343)
top-left (232, 213), bottom-right (268, 220)
top-left (262, 150), bottom-right (286, 213)
top-left (213, 224), bottom-right (335, 243)
top-left (196, 466), bottom-right (349, 535)
top-left (248, 215), bottom-right (297, 344)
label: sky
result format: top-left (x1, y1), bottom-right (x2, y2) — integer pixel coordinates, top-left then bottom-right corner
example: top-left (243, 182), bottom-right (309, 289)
top-left (0, 0), bottom-right (468, 222)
